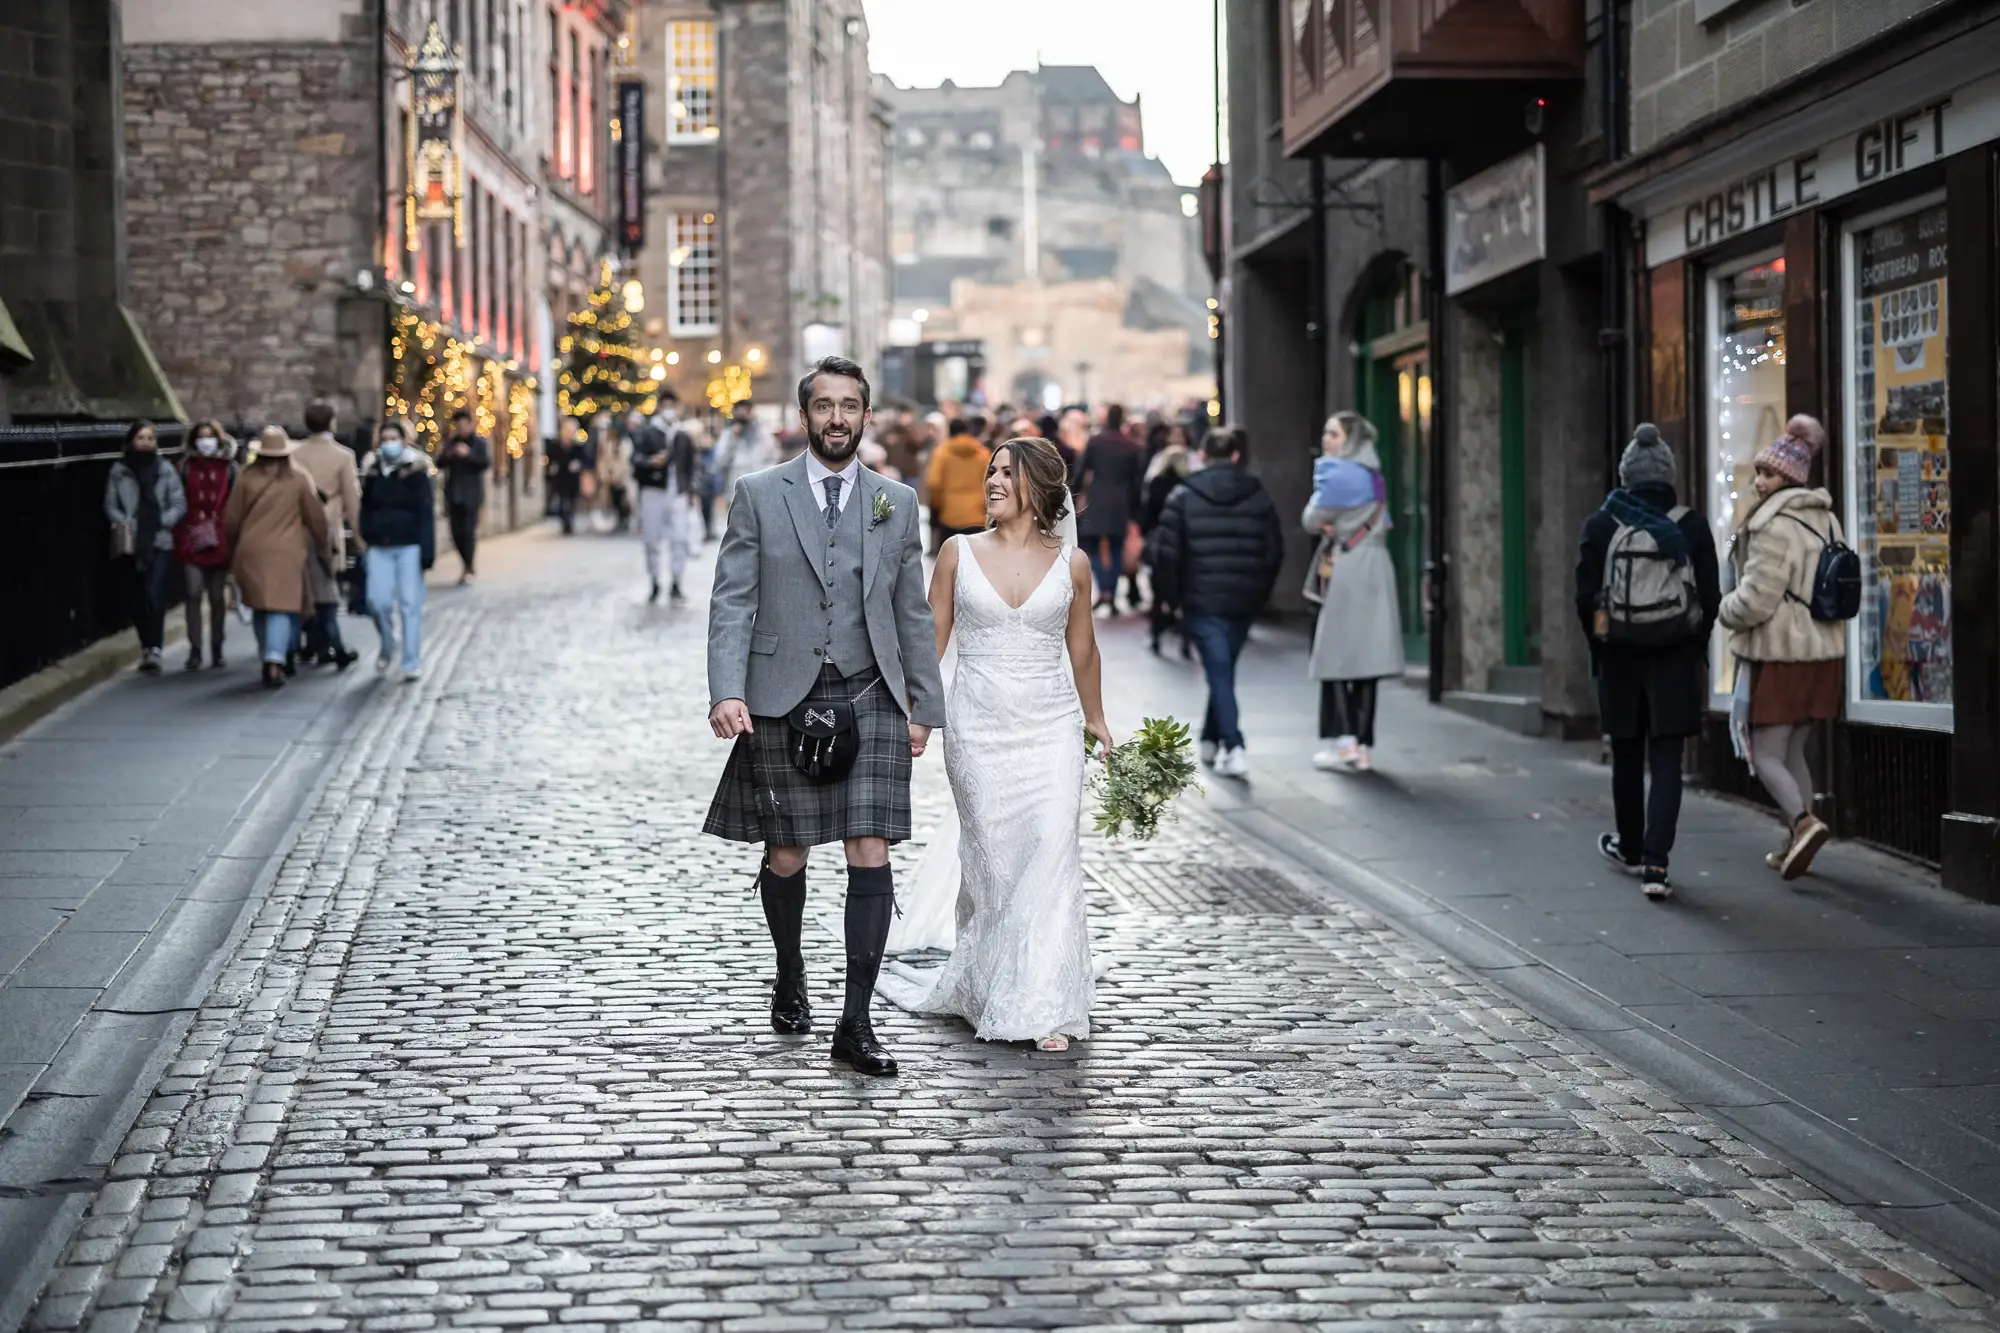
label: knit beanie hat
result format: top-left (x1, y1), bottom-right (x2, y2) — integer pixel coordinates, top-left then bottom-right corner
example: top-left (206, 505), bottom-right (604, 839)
top-left (1754, 414), bottom-right (1826, 486)
top-left (1618, 422), bottom-right (1675, 488)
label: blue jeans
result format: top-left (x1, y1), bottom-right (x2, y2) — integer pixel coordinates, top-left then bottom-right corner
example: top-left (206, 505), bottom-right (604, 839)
top-left (252, 611), bottom-right (300, 665)
top-left (1184, 614), bottom-right (1253, 751)
top-left (366, 545), bottom-right (425, 672)
top-left (1084, 535), bottom-right (1124, 600)
top-left (127, 554), bottom-right (174, 651)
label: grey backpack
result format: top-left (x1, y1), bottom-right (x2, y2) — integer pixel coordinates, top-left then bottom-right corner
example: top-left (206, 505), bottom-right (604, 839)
top-left (1601, 505), bottom-right (1702, 646)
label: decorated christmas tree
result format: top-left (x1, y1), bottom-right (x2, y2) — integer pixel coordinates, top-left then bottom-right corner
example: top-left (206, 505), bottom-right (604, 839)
top-left (556, 259), bottom-right (653, 420)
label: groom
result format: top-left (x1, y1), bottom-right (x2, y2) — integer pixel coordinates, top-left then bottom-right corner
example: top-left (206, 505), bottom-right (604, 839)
top-left (704, 356), bottom-right (945, 1077)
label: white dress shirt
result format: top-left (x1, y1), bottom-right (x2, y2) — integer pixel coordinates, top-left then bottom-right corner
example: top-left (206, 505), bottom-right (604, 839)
top-left (804, 452), bottom-right (861, 514)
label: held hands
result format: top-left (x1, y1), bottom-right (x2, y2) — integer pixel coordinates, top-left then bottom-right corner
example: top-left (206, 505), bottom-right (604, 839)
top-left (909, 723), bottom-right (931, 758)
top-left (709, 699), bottom-right (754, 739)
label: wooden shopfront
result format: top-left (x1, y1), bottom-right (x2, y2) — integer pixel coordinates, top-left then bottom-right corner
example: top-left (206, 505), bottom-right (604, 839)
top-left (1613, 36), bottom-right (2000, 898)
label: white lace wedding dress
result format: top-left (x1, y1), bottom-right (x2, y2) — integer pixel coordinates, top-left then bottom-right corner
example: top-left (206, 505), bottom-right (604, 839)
top-left (876, 536), bottom-right (1094, 1042)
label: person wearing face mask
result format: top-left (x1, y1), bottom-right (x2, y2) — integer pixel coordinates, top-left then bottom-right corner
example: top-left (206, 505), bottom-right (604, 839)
top-left (173, 421), bottom-right (238, 669)
top-left (358, 419), bottom-right (437, 681)
top-left (104, 419), bottom-right (188, 674)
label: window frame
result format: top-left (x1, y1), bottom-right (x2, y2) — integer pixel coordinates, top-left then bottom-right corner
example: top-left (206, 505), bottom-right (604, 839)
top-left (1702, 247), bottom-right (1786, 715)
top-left (1840, 188), bottom-right (1954, 732)
top-left (666, 19), bottom-right (720, 144)
top-left (667, 210), bottom-right (721, 337)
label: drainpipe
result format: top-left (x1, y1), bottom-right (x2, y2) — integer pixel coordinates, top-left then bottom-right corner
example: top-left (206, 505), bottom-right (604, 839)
top-left (1307, 154), bottom-right (1328, 429)
top-left (1425, 155), bottom-right (1449, 703)
top-left (1598, 0), bottom-right (1627, 482)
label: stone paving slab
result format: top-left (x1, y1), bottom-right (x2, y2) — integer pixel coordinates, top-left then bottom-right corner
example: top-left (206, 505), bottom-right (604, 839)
top-left (19, 535), bottom-right (2000, 1333)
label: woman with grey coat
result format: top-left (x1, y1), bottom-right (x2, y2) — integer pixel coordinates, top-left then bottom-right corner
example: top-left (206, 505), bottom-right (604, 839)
top-left (104, 420), bottom-right (187, 674)
top-left (1304, 411), bottom-right (1402, 771)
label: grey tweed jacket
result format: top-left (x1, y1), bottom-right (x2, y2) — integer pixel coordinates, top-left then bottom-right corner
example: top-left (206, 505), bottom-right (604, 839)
top-left (708, 453), bottom-right (946, 728)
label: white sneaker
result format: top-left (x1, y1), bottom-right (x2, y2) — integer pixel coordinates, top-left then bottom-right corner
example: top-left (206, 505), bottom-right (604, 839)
top-left (1313, 737), bottom-right (1360, 771)
top-left (1352, 746), bottom-right (1373, 772)
top-left (1199, 740), bottom-right (1218, 768)
top-left (375, 655), bottom-right (390, 673)
top-left (1215, 745), bottom-right (1248, 777)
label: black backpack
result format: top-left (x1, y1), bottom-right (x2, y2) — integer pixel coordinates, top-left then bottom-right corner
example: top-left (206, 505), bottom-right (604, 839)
top-left (1786, 514), bottom-right (1861, 621)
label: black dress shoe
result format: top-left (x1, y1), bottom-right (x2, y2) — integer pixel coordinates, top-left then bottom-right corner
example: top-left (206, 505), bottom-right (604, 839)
top-left (830, 1018), bottom-right (898, 1077)
top-left (771, 971), bottom-right (812, 1034)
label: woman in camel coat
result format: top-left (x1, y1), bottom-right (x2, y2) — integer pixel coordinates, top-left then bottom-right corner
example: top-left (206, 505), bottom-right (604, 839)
top-left (225, 427), bottom-right (330, 689)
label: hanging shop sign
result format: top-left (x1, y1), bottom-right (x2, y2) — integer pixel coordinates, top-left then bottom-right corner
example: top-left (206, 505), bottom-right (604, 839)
top-left (614, 80), bottom-right (646, 252)
top-left (1644, 68), bottom-right (2000, 267)
top-left (407, 21), bottom-right (463, 242)
top-left (1445, 147), bottom-right (1544, 295)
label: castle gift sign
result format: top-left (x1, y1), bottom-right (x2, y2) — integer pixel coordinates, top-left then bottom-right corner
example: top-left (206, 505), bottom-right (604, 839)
top-left (1644, 69), bottom-right (2000, 267)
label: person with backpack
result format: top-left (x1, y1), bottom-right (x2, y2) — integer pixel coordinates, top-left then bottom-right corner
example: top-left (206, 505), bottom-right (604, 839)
top-left (1719, 414), bottom-right (1850, 880)
top-left (1576, 423), bottom-right (1719, 900)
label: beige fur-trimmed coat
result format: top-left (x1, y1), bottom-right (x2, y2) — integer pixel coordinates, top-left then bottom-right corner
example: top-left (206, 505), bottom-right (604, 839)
top-left (1718, 485), bottom-right (1847, 664)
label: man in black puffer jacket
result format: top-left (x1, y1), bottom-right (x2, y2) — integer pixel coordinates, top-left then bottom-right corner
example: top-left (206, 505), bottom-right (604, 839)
top-left (1151, 426), bottom-right (1284, 777)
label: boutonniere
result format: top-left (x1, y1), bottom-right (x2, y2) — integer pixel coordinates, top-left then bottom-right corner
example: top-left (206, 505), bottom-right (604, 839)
top-left (869, 493), bottom-right (895, 529)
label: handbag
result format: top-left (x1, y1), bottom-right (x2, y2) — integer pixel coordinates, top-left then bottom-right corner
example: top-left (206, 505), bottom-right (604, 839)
top-left (1301, 534), bottom-right (1336, 606)
top-left (184, 516), bottom-right (222, 554)
top-left (109, 521), bottom-right (136, 559)
top-left (786, 676), bottom-right (882, 782)
top-left (1302, 504), bottom-right (1382, 606)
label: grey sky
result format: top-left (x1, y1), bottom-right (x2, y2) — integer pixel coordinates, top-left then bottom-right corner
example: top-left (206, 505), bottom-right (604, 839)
top-left (862, 0), bottom-right (1226, 186)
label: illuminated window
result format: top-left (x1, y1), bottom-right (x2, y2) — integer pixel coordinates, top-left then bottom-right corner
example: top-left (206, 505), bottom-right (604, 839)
top-left (667, 20), bottom-right (719, 143)
top-left (668, 211), bottom-right (719, 336)
top-left (1704, 255), bottom-right (1786, 708)
top-left (1843, 195), bottom-right (1951, 728)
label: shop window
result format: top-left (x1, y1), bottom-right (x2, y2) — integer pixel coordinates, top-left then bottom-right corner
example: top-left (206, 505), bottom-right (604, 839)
top-left (1705, 255), bottom-right (1786, 706)
top-left (1844, 196), bottom-right (1951, 729)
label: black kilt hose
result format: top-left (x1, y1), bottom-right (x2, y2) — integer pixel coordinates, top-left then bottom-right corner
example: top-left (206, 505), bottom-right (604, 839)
top-left (704, 665), bottom-right (914, 846)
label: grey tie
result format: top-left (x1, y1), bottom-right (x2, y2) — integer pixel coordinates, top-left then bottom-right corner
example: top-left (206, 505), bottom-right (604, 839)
top-left (823, 477), bottom-right (842, 529)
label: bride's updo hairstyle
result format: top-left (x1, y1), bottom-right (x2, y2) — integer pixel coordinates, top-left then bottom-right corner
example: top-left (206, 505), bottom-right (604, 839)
top-left (991, 436), bottom-right (1073, 536)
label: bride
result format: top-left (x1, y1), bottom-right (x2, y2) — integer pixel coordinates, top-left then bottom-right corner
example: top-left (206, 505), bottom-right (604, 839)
top-left (877, 436), bottom-right (1110, 1050)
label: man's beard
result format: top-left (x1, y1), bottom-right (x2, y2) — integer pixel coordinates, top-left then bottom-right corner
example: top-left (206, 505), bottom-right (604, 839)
top-left (808, 422), bottom-right (859, 464)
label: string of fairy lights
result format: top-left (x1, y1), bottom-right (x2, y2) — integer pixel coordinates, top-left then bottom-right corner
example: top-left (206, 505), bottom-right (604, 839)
top-left (388, 259), bottom-right (761, 453)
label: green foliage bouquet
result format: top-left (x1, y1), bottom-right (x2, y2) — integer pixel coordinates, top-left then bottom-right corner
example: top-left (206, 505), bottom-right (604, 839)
top-left (1086, 717), bottom-right (1202, 841)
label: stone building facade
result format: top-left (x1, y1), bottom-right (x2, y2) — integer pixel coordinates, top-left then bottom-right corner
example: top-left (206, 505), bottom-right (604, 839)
top-left (923, 277), bottom-right (1205, 413)
top-left (118, 0), bottom-right (624, 532)
top-left (633, 0), bottom-right (890, 416)
top-left (1601, 0), bottom-right (2000, 881)
top-left (122, 1), bottom-right (381, 428)
top-left (881, 66), bottom-right (1211, 409)
top-left (1629, 0), bottom-right (1955, 153)
top-left (0, 0), bottom-right (179, 424)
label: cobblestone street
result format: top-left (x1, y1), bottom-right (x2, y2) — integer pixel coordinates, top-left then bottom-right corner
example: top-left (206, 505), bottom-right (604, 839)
top-left (20, 533), bottom-right (2000, 1333)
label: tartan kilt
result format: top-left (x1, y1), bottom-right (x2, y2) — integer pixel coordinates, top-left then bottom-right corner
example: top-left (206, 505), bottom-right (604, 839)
top-left (704, 665), bottom-right (914, 846)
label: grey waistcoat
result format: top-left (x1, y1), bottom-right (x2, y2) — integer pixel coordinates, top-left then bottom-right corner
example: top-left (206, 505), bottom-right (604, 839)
top-left (822, 488), bottom-right (874, 677)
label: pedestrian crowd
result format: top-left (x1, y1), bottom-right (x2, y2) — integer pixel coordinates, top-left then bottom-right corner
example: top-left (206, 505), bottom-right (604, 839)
top-left (103, 401), bottom-right (485, 689)
top-left (102, 379), bottom-right (1852, 900)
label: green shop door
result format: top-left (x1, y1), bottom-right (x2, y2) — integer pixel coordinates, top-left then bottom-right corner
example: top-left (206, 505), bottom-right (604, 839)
top-left (1356, 269), bottom-right (1431, 664)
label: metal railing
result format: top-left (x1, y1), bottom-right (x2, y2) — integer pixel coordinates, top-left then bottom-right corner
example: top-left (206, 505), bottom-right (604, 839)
top-left (0, 420), bottom-right (196, 691)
